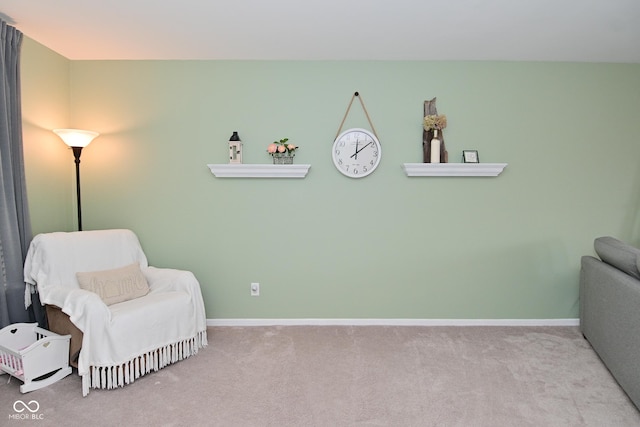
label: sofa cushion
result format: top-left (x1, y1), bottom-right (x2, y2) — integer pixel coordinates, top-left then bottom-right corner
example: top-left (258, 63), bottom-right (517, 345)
top-left (594, 236), bottom-right (640, 280)
top-left (76, 263), bottom-right (150, 305)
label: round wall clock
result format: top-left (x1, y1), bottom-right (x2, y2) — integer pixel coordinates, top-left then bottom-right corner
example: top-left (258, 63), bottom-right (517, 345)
top-left (332, 128), bottom-right (382, 178)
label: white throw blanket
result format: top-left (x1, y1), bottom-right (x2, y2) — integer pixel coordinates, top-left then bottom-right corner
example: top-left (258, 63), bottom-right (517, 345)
top-left (23, 229), bottom-right (208, 396)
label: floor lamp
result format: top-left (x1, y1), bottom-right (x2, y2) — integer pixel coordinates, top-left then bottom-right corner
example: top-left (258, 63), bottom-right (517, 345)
top-left (53, 129), bottom-right (100, 231)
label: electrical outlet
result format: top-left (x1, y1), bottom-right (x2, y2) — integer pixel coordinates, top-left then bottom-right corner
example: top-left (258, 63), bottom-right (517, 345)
top-left (250, 282), bottom-right (260, 296)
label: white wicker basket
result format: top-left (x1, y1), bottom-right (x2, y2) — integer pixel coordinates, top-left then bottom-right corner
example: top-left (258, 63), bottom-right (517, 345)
top-left (272, 154), bottom-right (294, 164)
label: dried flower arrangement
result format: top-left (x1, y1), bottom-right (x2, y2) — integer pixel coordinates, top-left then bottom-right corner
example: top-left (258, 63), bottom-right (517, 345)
top-left (423, 114), bottom-right (447, 131)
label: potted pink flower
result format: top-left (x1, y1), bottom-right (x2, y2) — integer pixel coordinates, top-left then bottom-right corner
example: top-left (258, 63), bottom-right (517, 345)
top-left (267, 138), bottom-right (298, 164)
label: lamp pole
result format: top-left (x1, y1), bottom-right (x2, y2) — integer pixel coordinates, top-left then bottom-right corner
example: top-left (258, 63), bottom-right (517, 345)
top-left (71, 146), bottom-right (84, 231)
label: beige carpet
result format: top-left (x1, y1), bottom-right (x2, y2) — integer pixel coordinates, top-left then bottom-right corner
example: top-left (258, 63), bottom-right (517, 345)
top-left (1, 326), bottom-right (639, 426)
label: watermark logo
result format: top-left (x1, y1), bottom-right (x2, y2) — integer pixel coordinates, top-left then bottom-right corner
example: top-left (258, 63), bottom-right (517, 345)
top-left (13, 400), bottom-right (39, 413)
top-left (8, 400), bottom-right (44, 420)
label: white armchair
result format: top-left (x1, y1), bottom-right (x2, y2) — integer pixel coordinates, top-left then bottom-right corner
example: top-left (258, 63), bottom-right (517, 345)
top-left (23, 229), bottom-right (207, 396)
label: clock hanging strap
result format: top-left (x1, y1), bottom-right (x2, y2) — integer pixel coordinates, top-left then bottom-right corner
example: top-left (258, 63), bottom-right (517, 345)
top-left (335, 92), bottom-right (380, 141)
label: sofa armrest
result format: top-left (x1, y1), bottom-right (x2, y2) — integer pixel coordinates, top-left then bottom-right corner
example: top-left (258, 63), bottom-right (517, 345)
top-left (46, 305), bottom-right (83, 368)
top-left (43, 288), bottom-right (110, 369)
top-left (142, 266), bottom-right (207, 331)
top-left (594, 236), bottom-right (640, 280)
top-left (143, 266), bottom-right (200, 294)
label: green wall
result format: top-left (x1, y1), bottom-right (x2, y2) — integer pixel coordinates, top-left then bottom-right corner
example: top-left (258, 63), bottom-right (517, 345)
top-left (21, 38), bottom-right (74, 234)
top-left (20, 39), bottom-right (640, 320)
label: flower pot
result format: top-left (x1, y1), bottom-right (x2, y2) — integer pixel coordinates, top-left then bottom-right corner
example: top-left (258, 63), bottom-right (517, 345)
top-left (272, 154), bottom-right (294, 165)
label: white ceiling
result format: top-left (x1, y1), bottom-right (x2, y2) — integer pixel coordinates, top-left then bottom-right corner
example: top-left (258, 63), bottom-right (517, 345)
top-left (1, 0), bottom-right (639, 62)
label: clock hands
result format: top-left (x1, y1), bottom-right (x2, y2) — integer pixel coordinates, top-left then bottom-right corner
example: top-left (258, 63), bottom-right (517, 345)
top-left (350, 140), bottom-right (373, 159)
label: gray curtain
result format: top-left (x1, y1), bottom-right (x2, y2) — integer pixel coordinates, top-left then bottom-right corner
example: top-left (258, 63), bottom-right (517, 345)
top-left (0, 19), bottom-right (43, 329)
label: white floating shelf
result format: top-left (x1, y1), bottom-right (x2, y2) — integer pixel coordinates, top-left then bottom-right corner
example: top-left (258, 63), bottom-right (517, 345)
top-left (207, 164), bottom-right (311, 178)
top-left (402, 163), bottom-right (507, 177)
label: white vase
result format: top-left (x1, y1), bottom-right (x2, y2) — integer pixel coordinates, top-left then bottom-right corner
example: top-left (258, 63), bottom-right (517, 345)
top-left (430, 129), bottom-right (441, 164)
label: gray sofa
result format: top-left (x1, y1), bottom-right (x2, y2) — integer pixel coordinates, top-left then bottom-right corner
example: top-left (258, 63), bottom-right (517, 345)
top-left (580, 236), bottom-right (640, 410)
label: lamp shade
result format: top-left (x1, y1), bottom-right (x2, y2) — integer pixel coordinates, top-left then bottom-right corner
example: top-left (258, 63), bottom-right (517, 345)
top-left (53, 129), bottom-right (99, 148)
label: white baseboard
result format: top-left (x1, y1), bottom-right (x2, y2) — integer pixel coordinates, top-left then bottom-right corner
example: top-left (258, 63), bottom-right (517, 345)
top-left (207, 318), bottom-right (580, 327)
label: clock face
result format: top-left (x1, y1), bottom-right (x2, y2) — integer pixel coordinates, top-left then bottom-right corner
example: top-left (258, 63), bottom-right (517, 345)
top-left (332, 128), bottom-right (382, 178)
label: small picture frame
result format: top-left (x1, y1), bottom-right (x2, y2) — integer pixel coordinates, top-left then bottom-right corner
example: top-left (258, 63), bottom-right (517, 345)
top-left (462, 150), bottom-right (479, 163)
